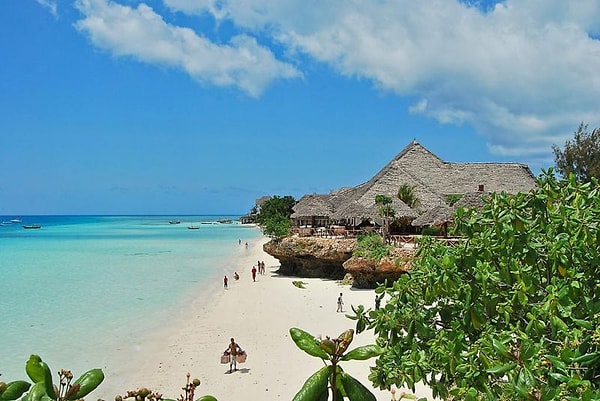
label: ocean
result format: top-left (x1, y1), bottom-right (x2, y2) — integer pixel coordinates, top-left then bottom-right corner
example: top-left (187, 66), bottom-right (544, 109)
top-left (0, 215), bottom-right (262, 386)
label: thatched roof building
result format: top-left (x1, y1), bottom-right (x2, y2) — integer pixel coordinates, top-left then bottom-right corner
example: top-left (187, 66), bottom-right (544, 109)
top-left (411, 204), bottom-right (454, 228)
top-left (292, 140), bottom-right (536, 229)
top-left (291, 194), bottom-right (334, 227)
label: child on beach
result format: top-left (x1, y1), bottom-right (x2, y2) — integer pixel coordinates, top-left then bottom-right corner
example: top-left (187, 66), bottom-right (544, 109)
top-left (337, 292), bottom-right (344, 312)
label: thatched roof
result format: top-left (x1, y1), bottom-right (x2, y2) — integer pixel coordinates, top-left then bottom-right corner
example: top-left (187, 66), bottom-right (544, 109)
top-left (454, 191), bottom-right (489, 210)
top-left (353, 141), bottom-right (536, 210)
top-left (331, 200), bottom-right (373, 220)
top-left (412, 191), bottom-right (491, 227)
top-left (411, 204), bottom-right (453, 227)
top-left (290, 141), bottom-right (536, 225)
top-left (332, 197), bottom-right (418, 221)
top-left (291, 194), bottom-right (334, 218)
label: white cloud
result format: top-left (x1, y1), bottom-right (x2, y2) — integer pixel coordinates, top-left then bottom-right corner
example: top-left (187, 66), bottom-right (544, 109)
top-left (163, 0), bottom-right (600, 161)
top-left (37, 0), bottom-right (58, 17)
top-left (74, 0), bottom-right (600, 161)
top-left (73, 0), bottom-right (301, 97)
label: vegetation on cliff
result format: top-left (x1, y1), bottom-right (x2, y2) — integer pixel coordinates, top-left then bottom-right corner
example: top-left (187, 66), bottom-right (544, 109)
top-left (352, 170), bottom-right (600, 400)
top-left (256, 195), bottom-right (296, 238)
top-left (352, 232), bottom-right (391, 261)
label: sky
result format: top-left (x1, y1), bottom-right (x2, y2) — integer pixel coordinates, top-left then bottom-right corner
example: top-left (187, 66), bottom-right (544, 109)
top-left (1, 0), bottom-right (599, 215)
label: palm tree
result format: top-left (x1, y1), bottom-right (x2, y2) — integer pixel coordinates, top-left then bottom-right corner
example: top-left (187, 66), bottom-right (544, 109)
top-left (375, 194), bottom-right (395, 242)
top-left (397, 184), bottom-right (420, 208)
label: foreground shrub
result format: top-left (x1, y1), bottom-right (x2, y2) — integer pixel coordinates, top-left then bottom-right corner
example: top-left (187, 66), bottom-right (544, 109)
top-left (352, 170), bottom-right (600, 400)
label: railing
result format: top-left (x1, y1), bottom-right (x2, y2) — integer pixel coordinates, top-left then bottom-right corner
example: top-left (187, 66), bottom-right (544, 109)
top-left (292, 228), bottom-right (463, 247)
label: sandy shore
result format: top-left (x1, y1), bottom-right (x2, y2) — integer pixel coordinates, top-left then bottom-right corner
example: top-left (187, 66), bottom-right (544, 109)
top-left (97, 236), bottom-right (433, 401)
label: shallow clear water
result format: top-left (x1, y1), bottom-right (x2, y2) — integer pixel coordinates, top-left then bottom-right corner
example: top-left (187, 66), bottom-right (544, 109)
top-left (0, 215), bottom-right (260, 381)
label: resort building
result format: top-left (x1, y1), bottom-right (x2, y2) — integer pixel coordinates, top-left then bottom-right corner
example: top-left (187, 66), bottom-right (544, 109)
top-left (291, 140), bottom-right (536, 235)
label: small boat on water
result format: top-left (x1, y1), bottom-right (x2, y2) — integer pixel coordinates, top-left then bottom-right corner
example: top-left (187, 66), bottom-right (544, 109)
top-left (22, 224), bottom-right (42, 229)
top-left (217, 219), bottom-right (233, 224)
top-left (188, 225), bottom-right (200, 230)
top-left (11, 219), bottom-right (22, 223)
top-left (169, 220), bottom-right (181, 224)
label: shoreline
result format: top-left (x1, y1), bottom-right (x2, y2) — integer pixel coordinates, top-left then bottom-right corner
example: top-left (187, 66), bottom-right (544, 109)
top-left (95, 235), bottom-right (433, 401)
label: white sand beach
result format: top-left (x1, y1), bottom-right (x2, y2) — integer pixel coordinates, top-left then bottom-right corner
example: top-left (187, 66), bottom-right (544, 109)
top-left (97, 236), bottom-right (433, 401)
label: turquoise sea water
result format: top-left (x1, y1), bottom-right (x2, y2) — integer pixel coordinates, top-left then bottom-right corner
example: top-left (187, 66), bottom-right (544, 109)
top-left (0, 215), bottom-right (261, 383)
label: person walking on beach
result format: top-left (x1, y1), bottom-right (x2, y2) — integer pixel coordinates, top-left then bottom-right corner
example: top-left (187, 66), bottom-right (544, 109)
top-left (223, 275), bottom-right (228, 289)
top-left (224, 338), bottom-right (243, 373)
top-left (337, 292), bottom-right (344, 312)
top-left (251, 265), bottom-right (257, 281)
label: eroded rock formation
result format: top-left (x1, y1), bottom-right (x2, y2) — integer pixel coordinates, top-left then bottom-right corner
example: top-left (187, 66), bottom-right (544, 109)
top-left (263, 237), bottom-right (416, 288)
top-left (263, 237), bottom-right (355, 278)
top-left (343, 247), bottom-right (414, 288)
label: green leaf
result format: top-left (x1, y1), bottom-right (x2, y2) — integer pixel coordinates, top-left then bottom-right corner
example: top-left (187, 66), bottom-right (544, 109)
top-left (27, 382), bottom-right (46, 401)
top-left (0, 381), bottom-right (31, 401)
top-left (572, 352), bottom-right (600, 365)
top-left (545, 355), bottom-right (567, 371)
top-left (491, 338), bottom-right (509, 358)
top-left (25, 355), bottom-right (46, 383)
top-left (339, 372), bottom-right (376, 401)
top-left (549, 372), bottom-right (569, 383)
top-left (70, 369), bottom-right (104, 400)
top-left (341, 345), bottom-right (383, 361)
top-left (196, 396), bottom-right (218, 401)
top-left (289, 328), bottom-right (330, 359)
top-left (292, 366), bottom-right (331, 401)
top-left (485, 363), bottom-right (516, 375)
top-left (572, 318), bottom-right (593, 330)
top-left (25, 355), bottom-right (55, 399)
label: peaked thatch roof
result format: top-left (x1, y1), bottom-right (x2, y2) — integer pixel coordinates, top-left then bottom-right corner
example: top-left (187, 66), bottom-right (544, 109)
top-left (291, 141), bottom-right (536, 225)
top-left (291, 194), bottom-right (334, 218)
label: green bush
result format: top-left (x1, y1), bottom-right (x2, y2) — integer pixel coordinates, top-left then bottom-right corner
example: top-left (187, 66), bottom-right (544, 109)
top-left (353, 232), bottom-right (391, 261)
top-left (352, 170), bottom-right (600, 400)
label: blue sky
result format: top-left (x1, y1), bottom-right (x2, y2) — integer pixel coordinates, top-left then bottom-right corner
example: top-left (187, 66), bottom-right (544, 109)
top-left (1, 0), bottom-right (599, 215)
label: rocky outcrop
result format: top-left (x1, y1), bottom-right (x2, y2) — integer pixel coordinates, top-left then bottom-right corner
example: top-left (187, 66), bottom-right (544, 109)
top-left (343, 247), bottom-right (414, 288)
top-left (263, 237), bottom-right (416, 288)
top-left (263, 237), bottom-right (355, 278)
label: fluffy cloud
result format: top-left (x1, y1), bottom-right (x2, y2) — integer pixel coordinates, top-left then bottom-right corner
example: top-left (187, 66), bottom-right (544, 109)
top-left (75, 0), bottom-right (600, 160)
top-left (37, 0), bottom-right (58, 17)
top-left (74, 0), bottom-right (301, 97)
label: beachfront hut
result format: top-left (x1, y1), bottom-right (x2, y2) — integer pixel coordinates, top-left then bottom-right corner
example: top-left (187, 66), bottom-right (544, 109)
top-left (331, 195), bottom-right (418, 234)
top-left (331, 200), bottom-right (373, 227)
top-left (291, 194), bottom-right (334, 229)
